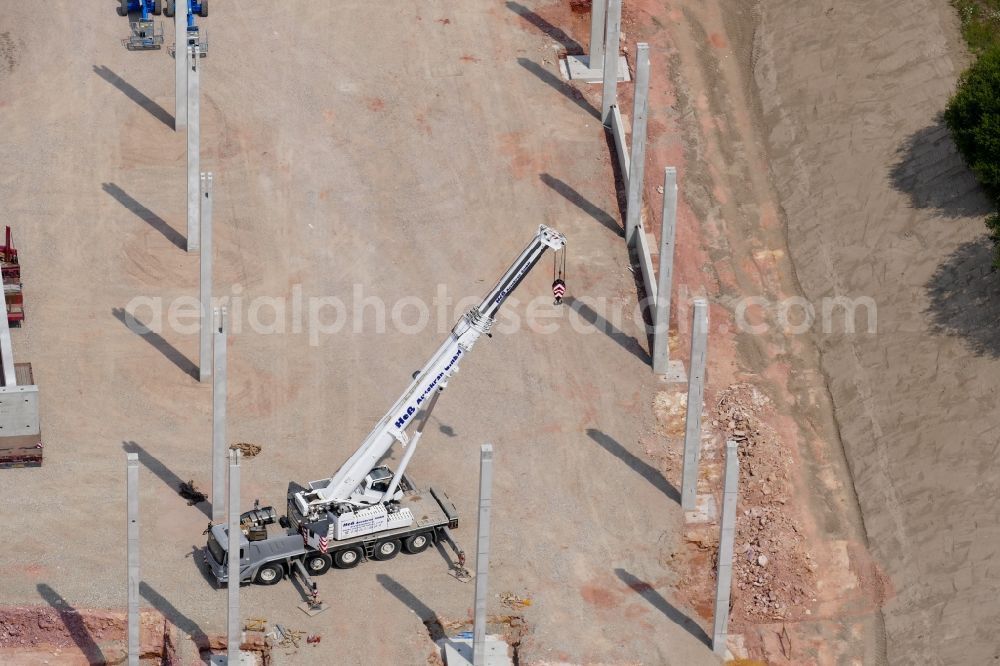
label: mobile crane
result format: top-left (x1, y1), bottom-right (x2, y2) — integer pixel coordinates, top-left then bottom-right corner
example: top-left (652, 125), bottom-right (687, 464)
top-left (116, 0), bottom-right (165, 50)
top-left (204, 226), bottom-right (567, 590)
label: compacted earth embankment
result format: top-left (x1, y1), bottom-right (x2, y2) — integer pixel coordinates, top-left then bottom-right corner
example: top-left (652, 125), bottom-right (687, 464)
top-left (754, 0), bottom-right (1000, 662)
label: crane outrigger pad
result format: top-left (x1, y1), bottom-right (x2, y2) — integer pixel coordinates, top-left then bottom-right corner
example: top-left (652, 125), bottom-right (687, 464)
top-left (125, 20), bottom-right (164, 50)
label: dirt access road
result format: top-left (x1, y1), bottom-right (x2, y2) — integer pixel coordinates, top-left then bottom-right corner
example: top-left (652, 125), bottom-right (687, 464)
top-left (0, 1), bottom-right (720, 665)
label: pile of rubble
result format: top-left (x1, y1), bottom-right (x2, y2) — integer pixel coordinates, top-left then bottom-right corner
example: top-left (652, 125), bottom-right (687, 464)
top-left (714, 384), bottom-right (816, 622)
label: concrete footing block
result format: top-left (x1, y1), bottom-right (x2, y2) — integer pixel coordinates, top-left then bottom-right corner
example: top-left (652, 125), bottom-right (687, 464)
top-left (559, 54), bottom-right (630, 83)
top-left (659, 359), bottom-right (687, 383)
top-left (209, 651), bottom-right (256, 665)
top-left (684, 493), bottom-right (718, 524)
top-left (440, 635), bottom-right (512, 666)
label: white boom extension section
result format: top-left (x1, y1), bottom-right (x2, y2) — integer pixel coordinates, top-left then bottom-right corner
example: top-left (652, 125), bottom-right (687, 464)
top-left (293, 226), bottom-right (566, 519)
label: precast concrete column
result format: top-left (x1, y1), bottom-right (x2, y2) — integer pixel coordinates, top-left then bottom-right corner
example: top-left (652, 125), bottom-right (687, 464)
top-left (199, 172), bottom-right (213, 382)
top-left (588, 0), bottom-right (607, 67)
top-left (681, 298), bottom-right (708, 510)
top-left (126, 453), bottom-right (139, 666)
top-left (653, 167), bottom-right (678, 375)
top-left (212, 307), bottom-right (227, 524)
top-left (624, 43), bottom-right (650, 244)
top-left (174, 0), bottom-right (187, 129)
top-left (712, 440), bottom-right (739, 655)
top-left (227, 449), bottom-right (241, 661)
top-left (600, 0), bottom-right (622, 125)
top-left (186, 44), bottom-right (200, 252)
top-left (472, 444), bottom-right (494, 666)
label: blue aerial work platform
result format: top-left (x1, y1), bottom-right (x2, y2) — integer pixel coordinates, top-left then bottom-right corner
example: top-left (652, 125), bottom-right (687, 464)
top-left (165, 0), bottom-right (209, 56)
top-left (116, 0), bottom-right (165, 50)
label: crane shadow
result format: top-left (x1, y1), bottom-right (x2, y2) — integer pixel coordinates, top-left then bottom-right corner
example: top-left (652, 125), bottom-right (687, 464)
top-left (112, 307), bottom-right (199, 380)
top-left (376, 574), bottom-right (446, 640)
top-left (586, 428), bottom-right (679, 503)
top-left (564, 297), bottom-right (651, 364)
top-left (123, 440), bottom-right (212, 518)
top-left (36, 584), bottom-right (105, 664)
top-left (506, 1), bottom-right (584, 53)
top-left (516, 58), bottom-right (599, 119)
top-left (540, 173), bottom-right (622, 236)
top-left (615, 569), bottom-right (710, 645)
top-left (93, 65), bottom-right (174, 129)
top-left (102, 183), bottom-right (186, 250)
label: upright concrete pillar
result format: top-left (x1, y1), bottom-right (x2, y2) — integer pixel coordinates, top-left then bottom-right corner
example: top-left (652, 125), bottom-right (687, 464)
top-left (681, 298), bottom-right (709, 510)
top-left (186, 44), bottom-right (200, 253)
top-left (588, 0), bottom-right (607, 67)
top-left (712, 440), bottom-right (739, 656)
top-left (227, 449), bottom-right (241, 661)
top-left (600, 0), bottom-right (622, 125)
top-left (126, 453), bottom-right (139, 666)
top-left (212, 307), bottom-right (227, 525)
top-left (624, 43), bottom-right (650, 244)
top-left (199, 173), bottom-right (213, 382)
top-left (473, 444), bottom-right (494, 666)
top-left (653, 167), bottom-right (678, 375)
top-left (174, 0), bottom-right (187, 130)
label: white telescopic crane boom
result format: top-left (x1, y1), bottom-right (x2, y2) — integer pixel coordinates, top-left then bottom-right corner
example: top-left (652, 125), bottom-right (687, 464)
top-left (294, 225), bottom-right (566, 516)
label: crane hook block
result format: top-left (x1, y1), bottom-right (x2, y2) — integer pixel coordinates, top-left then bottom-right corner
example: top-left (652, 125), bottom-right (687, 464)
top-left (552, 279), bottom-right (566, 305)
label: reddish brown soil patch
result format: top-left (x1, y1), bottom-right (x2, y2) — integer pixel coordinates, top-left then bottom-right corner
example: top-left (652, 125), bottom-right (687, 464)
top-left (0, 606), bottom-right (172, 664)
top-left (709, 32), bottom-right (728, 48)
top-left (579, 584), bottom-right (622, 609)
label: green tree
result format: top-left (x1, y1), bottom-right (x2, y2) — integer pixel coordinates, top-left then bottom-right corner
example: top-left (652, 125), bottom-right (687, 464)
top-left (946, 43), bottom-right (1000, 197)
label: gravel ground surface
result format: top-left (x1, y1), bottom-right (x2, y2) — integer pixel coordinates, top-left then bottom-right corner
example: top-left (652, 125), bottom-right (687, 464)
top-left (0, 1), bottom-right (720, 665)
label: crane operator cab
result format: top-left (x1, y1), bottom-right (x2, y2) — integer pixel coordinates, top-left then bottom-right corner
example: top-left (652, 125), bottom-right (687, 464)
top-left (352, 466), bottom-right (404, 506)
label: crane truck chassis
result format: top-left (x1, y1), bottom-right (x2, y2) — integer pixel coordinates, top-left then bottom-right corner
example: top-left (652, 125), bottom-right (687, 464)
top-left (204, 226), bottom-right (566, 588)
top-left (204, 471), bottom-right (464, 585)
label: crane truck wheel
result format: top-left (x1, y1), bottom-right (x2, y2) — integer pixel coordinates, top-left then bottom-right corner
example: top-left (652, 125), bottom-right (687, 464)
top-left (198, 1), bottom-right (208, 17)
top-left (374, 539), bottom-right (401, 561)
top-left (152, 0), bottom-right (162, 15)
top-left (163, 0), bottom-right (174, 17)
top-left (304, 553), bottom-right (332, 575)
top-left (254, 562), bottom-right (284, 585)
top-left (117, 0), bottom-right (128, 16)
top-left (404, 533), bottom-right (430, 554)
top-left (333, 547), bottom-right (362, 569)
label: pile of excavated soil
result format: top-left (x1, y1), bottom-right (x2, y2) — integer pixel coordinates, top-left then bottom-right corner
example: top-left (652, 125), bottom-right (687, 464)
top-left (0, 606), bottom-right (171, 663)
top-left (653, 384), bottom-right (816, 624)
top-left (715, 385), bottom-right (816, 623)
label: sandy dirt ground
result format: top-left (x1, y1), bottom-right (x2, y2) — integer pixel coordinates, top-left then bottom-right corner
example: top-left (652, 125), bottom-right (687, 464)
top-left (0, 1), bottom-right (724, 665)
top-left (753, 0), bottom-right (1000, 664)
top-left (513, 0), bottom-right (890, 663)
top-left (4, 0), bottom-right (983, 664)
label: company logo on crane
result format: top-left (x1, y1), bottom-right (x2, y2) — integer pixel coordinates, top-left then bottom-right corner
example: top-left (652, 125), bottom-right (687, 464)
top-left (393, 349), bottom-right (464, 429)
top-left (495, 263), bottom-right (532, 306)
